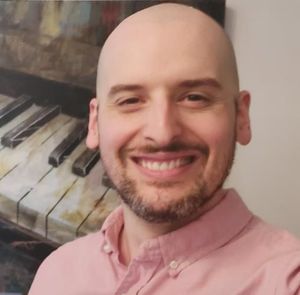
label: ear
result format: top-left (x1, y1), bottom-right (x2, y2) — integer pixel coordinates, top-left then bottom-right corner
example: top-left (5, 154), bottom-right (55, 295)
top-left (236, 90), bottom-right (251, 145)
top-left (86, 98), bottom-right (100, 149)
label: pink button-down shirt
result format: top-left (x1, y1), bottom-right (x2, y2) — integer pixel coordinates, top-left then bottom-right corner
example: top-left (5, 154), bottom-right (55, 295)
top-left (29, 189), bottom-right (300, 294)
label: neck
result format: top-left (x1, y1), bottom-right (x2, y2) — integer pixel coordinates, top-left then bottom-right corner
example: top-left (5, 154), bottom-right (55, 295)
top-left (118, 190), bottom-right (225, 266)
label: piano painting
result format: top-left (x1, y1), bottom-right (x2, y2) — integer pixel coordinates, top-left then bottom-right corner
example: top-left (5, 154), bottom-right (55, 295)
top-left (0, 1), bottom-right (124, 247)
top-left (0, 1), bottom-right (225, 293)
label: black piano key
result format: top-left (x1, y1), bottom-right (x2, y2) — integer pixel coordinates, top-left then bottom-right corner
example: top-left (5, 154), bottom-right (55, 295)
top-left (72, 149), bottom-right (100, 177)
top-left (1, 105), bottom-right (61, 148)
top-left (48, 121), bottom-right (88, 167)
top-left (0, 94), bottom-right (33, 127)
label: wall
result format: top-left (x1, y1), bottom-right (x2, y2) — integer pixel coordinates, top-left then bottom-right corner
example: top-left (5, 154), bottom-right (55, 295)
top-left (225, 0), bottom-right (300, 236)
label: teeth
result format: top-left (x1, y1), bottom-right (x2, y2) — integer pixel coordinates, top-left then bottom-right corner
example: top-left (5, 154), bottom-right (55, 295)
top-left (140, 158), bottom-right (191, 171)
top-left (160, 162), bottom-right (168, 170)
top-left (152, 162), bottom-right (160, 170)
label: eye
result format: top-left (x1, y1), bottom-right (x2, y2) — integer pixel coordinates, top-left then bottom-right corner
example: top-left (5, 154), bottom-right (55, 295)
top-left (115, 96), bottom-right (144, 113)
top-left (118, 97), bottom-right (141, 105)
top-left (186, 94), bottom-right (207, 102)
top-left (179, 93), bottom-right (211, 109)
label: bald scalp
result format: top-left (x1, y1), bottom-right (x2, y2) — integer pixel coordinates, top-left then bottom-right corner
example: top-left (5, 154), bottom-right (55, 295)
top-left (97, 3), bottom-right (239, 98)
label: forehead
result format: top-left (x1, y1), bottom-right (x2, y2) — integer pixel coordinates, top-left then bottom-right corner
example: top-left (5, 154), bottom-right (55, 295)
top-left (97, 10), bottom-right (233, 96)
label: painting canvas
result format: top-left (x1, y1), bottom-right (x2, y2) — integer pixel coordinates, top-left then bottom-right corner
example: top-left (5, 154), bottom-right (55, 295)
top-left (0, 1), bottom-right (225, 293)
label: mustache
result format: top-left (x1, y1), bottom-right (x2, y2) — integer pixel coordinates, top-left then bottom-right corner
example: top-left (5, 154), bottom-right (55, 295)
top-left (123, 140), bottom-right (209, 156)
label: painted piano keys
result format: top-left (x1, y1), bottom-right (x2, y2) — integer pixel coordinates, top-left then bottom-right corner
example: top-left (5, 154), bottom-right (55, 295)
top-left (48, 120), bottom-right (88, 167)
top-left (0, 94), bottom-right (119, 244)
top-left (0, 94), bottom-right (33, 127)
top-left (2, 105), bottom-right (61, 148)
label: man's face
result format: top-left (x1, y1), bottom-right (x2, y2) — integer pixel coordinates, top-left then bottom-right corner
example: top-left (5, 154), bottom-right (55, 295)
top-left (87, 19), bottom-right (251, 223)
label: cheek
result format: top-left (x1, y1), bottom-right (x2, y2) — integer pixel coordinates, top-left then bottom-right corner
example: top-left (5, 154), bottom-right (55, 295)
top-left (185, 110), bottom-right (236, 150)
top-left (190, 111), bottom-right (236, 181)
top-left (209, 120), bottom-right (235, 149)
top-left (98, 114), bottom-right (140, 157)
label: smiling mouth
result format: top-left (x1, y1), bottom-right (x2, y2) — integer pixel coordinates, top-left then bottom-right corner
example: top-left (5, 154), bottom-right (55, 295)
top-left (133, 156), bottom-right (195, 171)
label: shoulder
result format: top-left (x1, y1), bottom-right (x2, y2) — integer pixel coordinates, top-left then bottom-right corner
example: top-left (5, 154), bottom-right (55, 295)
top-left (42, 231), bottom-right (102, 266)
top-left (244, 216), bottom-right (300, 254)
top-left (238, 217), bottom-right (300, 293)
top-left (47, 230), bottom-right (103, 266)
top-left (51, 230), bottom-right (103, 259)
top-left (28, 231), bottom-right (103, 295)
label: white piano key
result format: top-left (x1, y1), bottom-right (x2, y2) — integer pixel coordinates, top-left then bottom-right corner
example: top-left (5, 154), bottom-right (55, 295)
top-left (0, 112), bottom-right (69, 179)
top-left (0, 117), bottom-right (78, 223)
top-left (18, 141), bottom-right (87, 238)
top-left (77, 188), bottom-right (120, 238)
top-left (47, 161), bottom-right (108, 243)
top-left (0, 94), bottom-right (14, 107)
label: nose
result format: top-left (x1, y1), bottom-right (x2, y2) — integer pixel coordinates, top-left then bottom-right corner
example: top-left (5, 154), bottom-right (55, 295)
top-left (142, 98), bottom-right (183, 146)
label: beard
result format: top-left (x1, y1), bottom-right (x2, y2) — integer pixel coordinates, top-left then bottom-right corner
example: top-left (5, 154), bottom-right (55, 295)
top-left (102, 138), bottom-right (236, 223)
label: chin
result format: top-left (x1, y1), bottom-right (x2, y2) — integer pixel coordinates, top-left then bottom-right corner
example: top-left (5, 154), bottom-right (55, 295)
top-left (115, 176), bottom-right (211, 223)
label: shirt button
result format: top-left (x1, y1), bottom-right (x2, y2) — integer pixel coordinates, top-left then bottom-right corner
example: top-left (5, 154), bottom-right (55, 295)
top-left (169, 260), bottom-right (179, 269)
top-left (103, 243), bottom-right (112, 254)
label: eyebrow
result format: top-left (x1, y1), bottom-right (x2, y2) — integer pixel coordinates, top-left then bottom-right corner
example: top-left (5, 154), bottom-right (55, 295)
top-left (108, 84), bottom-right (143, 98)
top-left (107, 78), bottom-right (222, 98)
top-left (177, 78), bottom-right (222, 90)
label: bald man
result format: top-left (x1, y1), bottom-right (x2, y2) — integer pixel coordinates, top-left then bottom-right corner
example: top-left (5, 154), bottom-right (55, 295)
top-left (29, 4), bottom-right (300, 294)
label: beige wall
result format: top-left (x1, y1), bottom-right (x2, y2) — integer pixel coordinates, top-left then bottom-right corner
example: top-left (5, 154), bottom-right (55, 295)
top-left (225, 0), bottom-right (300, 236)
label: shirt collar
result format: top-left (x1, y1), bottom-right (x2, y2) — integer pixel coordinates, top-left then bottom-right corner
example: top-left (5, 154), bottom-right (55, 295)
top-left (101, 189), bottom-right (253, 275)
top-left (101, 205), bottom-right (124, 254)
top-left (158, 189), bottom-right (253, 275)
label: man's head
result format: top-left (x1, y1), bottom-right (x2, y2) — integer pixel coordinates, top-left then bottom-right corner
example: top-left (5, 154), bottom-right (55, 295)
top-left (87, 3), bottom-right (251, 223)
